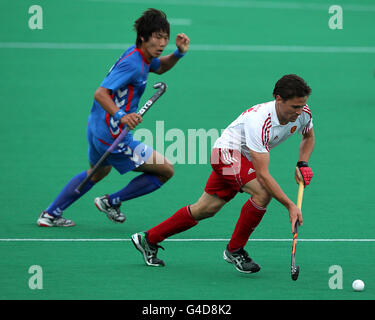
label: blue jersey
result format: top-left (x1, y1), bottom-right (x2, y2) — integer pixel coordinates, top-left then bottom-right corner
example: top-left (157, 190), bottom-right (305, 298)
top-left (88, 45), bottom-right (161, 146)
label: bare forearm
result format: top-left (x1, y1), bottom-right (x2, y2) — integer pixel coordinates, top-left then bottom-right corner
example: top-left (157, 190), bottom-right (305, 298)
top-left (250, 150), bottom-right (294, 209)
top-left (257, 172), bottom-right (294, 209)
top-left (298, 130), bottom-right (315, 162)
top-left (156, 33), bottom-right (189, 74)
top-left (94, 87), bottom-right (119, 115)
top-left (156, 54), bottom-right (180, 74)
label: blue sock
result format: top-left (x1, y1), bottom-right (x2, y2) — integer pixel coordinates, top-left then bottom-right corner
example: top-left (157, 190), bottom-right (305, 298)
top-left (108, 173), bottom-right (163, 206)
top-left (46, 171), bottom-right (95, 216)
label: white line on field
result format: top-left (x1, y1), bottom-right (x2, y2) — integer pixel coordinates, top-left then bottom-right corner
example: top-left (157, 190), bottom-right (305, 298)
top-left (0, 238), bottom-right (374, 242)
top-left (169, 18), bottom-right (192, 26)
top-left (87, 0), bottom-right (375, 12)
top-left (1, 42), bottom-right (375, 53)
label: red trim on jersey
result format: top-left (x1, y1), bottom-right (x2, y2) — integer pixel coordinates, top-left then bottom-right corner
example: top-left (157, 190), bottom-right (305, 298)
top-left (117, 49), bottom-right (137, 65)
top-left (301, 105), bottom-right (312, 135)
top-left (105, 113), bottom-right (125, 139)
top-left (303, 109), bottom-right (312, 118)
top-left (265, 124), bottom-right (271, 150)
top-left (303, 105), bottom-right (312, 118)
top-left (98, 138), bottom-right (111, 146)
top-left (264, 126), bottom-right (271, 151)
top-left (125, 85), bottom-right (134, 112)
top-left (105, 113), bottom-right (117, 139)
top-left (262, 122), bottom-right (271, 149)
top-left (261, 114), bottom-right (272, 151)
top-left (135, 48), bottom-right (150, 65)
top-left (302, 119), bottom-right (312, 135)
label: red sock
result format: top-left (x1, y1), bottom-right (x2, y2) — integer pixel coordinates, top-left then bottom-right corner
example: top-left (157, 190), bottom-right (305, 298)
top-left (147, 206), bottom-right (198, 244)
top-left (227, 198), bottom-right (266, 252)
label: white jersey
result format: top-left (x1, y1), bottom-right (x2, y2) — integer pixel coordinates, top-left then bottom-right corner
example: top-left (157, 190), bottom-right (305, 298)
top-left (214, 100), bottom-right (313, 161)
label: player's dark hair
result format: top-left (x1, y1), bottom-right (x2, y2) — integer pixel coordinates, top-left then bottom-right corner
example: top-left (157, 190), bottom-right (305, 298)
top-left (273, 74), bottom-right (312, 101)
top-left (134, 8), bottom-right (170, 47)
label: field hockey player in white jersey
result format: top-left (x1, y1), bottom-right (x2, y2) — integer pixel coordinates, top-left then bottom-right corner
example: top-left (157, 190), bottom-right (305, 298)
top-left (131, 74), bottom-right (315, 273)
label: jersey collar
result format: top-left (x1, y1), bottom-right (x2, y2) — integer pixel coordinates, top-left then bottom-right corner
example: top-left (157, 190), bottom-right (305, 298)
top-left (135, 48), bottom-right (150, 65)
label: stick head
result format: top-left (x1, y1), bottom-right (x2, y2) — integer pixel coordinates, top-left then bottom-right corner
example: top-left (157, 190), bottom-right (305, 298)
top-left (153, 82), bottom-right (167, 92)
top-left (291, 265), bottom-right (300, 281)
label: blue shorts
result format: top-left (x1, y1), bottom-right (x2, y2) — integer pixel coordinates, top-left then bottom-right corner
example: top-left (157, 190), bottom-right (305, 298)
top-left (87, 127), bottom-right (153, 175)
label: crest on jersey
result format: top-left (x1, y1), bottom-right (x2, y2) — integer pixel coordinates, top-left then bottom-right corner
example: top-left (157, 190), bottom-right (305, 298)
top-left (291, 126), bottom-right (297, 134)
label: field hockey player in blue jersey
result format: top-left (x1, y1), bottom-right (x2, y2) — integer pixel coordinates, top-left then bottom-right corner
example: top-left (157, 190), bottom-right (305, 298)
top-left (38, 9), bottom-right (190, 227)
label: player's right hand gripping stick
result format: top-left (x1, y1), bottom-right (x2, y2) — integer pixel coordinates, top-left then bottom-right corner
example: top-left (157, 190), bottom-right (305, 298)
top-left (297, 161), bottom-right (313, 186)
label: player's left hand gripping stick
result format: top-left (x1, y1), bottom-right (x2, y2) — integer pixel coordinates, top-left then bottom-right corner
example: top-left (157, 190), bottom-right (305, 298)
top-left (75, 82), bottom-right (167, 194)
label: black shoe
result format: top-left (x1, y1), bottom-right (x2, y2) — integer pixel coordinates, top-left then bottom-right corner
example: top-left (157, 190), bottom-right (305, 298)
top-left (223, 246), bottom-right (261, 273)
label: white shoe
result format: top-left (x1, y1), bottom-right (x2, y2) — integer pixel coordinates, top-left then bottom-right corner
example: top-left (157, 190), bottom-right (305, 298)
top-left (94, 195), bottom-right (126, 223)
top-left (37, 211), bottom-right (75, 227)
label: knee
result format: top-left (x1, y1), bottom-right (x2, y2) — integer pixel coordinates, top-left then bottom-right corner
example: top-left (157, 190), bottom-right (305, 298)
top-left (158, 162), bottom-right (174, 183)
top-left (89, 166), bottom-right (111, 183)
top-left (164, 163), bottom-right (174, 180)
top-left (191, 202), bottom-right (222, 221)
top-left (202, 207), bottom-right (219, 219)
top-left (251, 191), bottom-right (272, 208)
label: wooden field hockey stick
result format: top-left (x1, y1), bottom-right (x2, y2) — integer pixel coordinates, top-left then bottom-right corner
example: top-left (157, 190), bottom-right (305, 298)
top-left (75, 82), bottom-right (167, 194)
top-left (291, 175), bottom-right (305, 281)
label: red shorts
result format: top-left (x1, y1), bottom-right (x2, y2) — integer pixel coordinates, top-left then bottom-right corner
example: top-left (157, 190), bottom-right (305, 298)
top-left (204, 148), bottom-right (257, 202)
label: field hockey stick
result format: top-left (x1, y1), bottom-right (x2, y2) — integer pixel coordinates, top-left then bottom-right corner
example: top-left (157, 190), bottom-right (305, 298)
top-left (75, 82), bottom-right (167, 194)
top-left (291, 175), bottom-right (305, 281)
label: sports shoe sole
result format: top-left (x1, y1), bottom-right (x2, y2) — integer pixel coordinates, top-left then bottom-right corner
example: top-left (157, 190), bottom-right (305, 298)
top-left (37, 218), bottom-right (75, 227)
top-left (223, 250), bottom-right (260, 274)
top-left (131, 233), bottom-right (164, 267)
